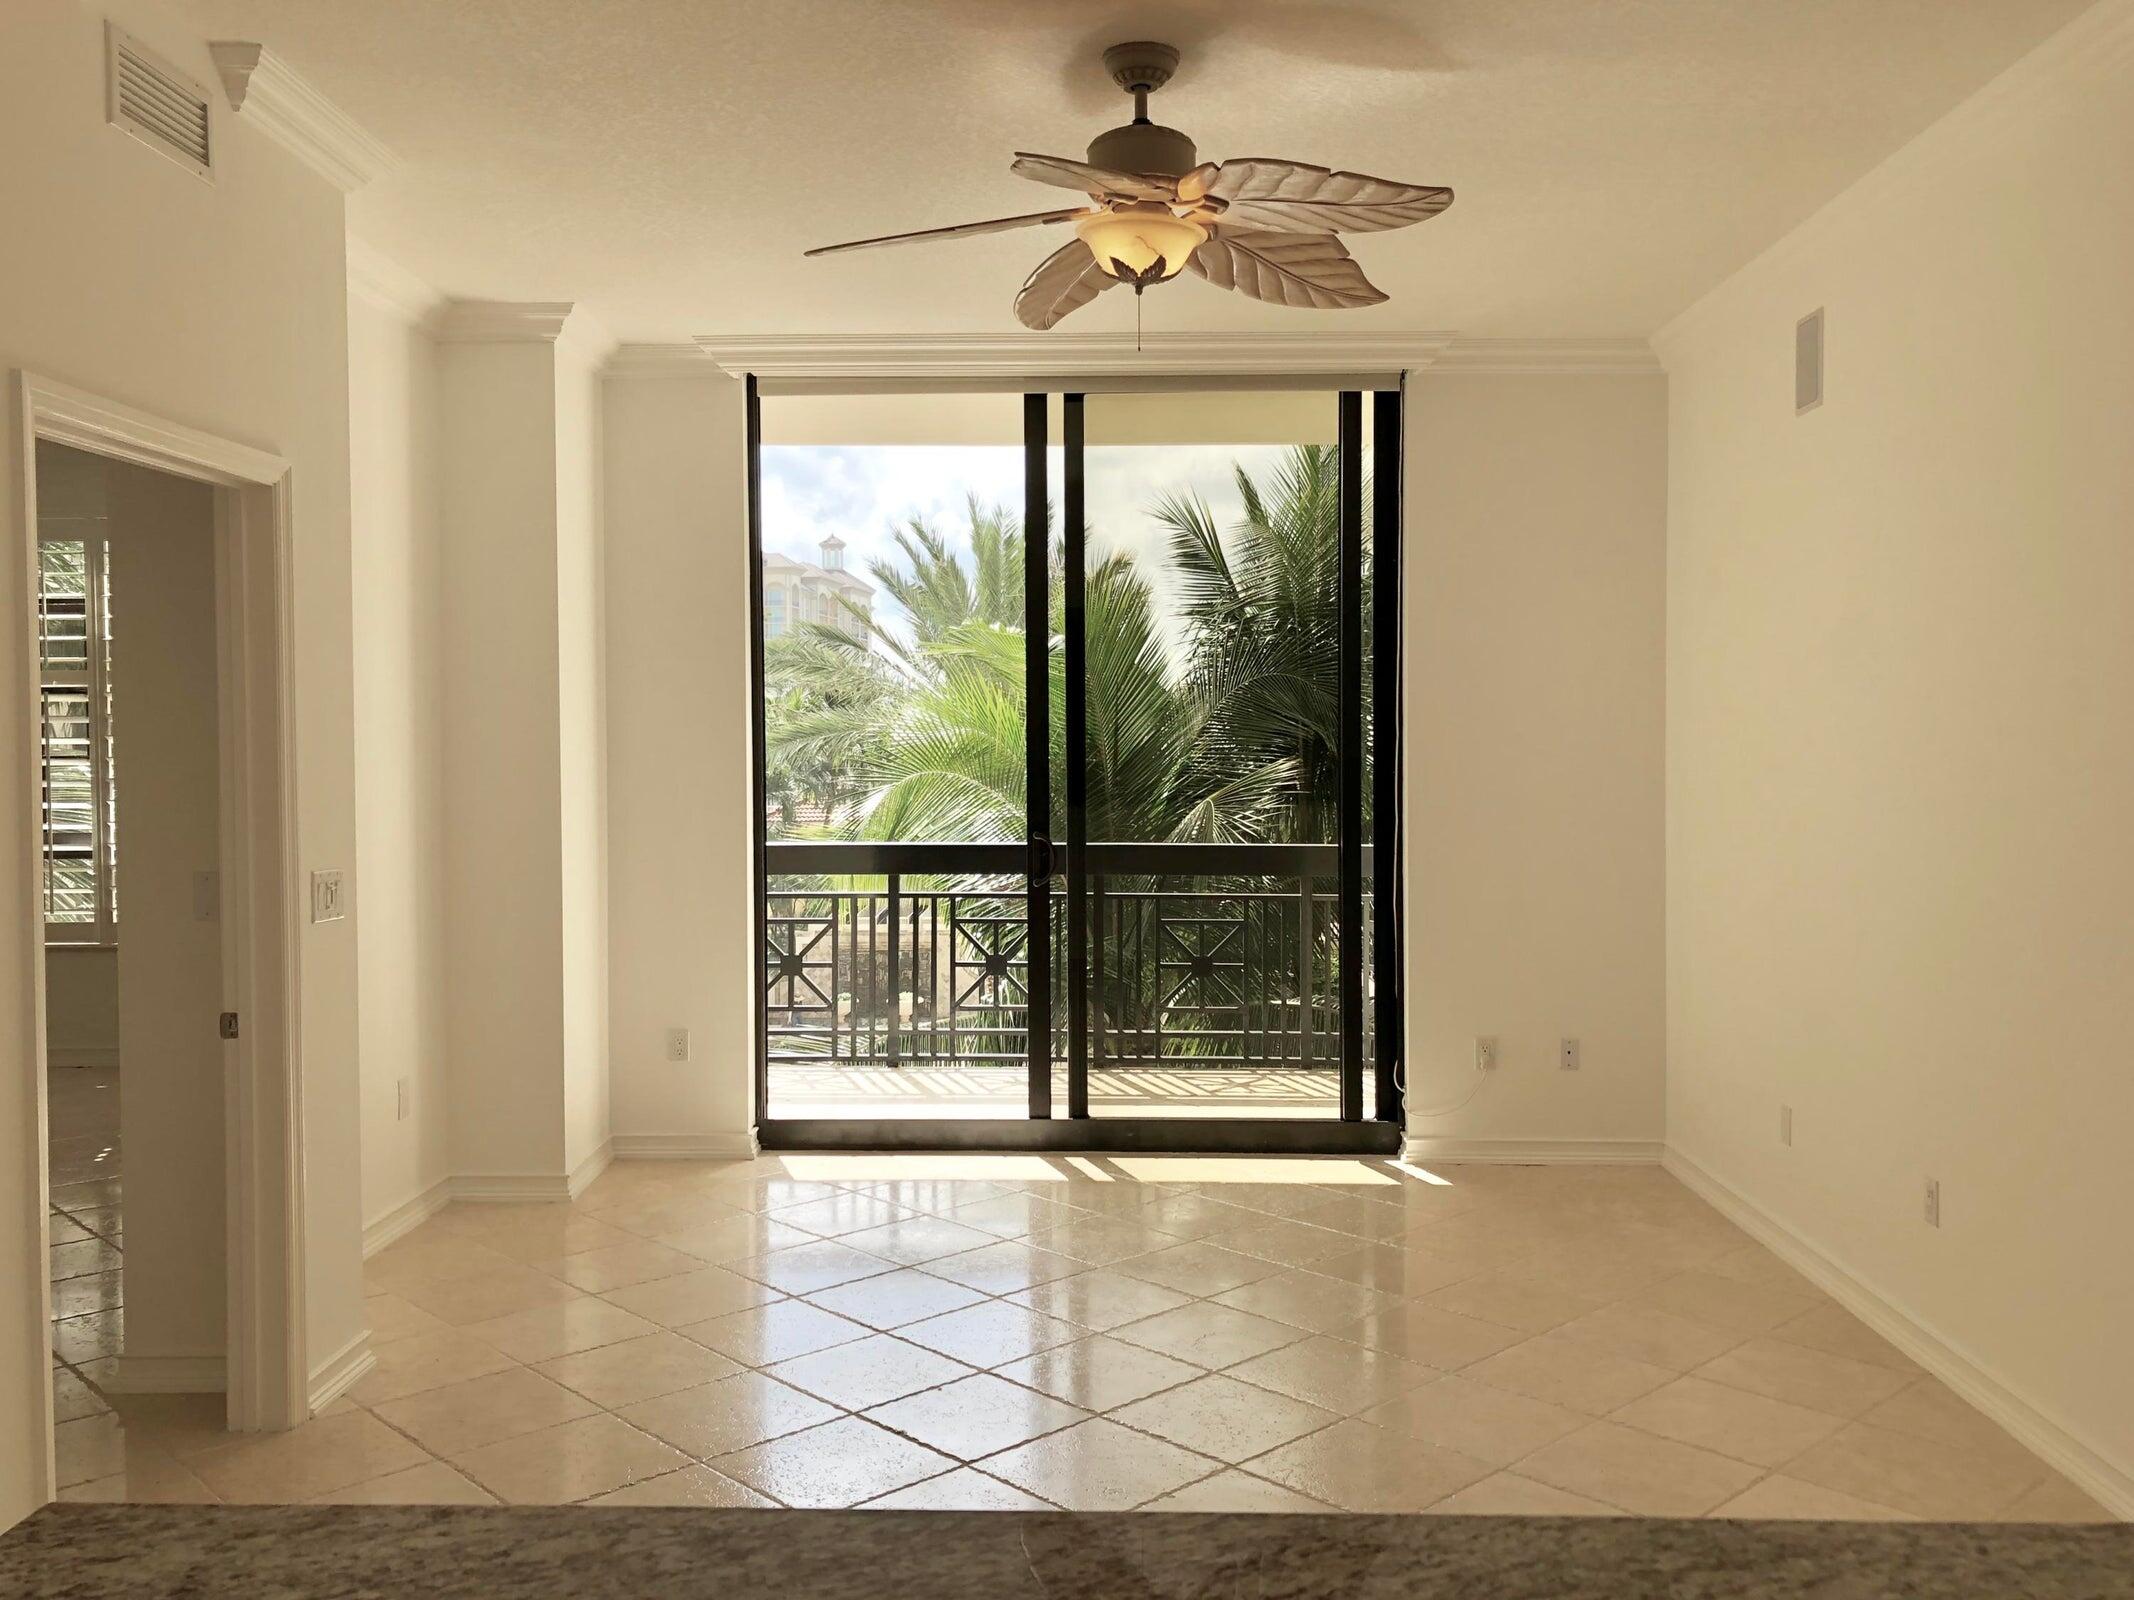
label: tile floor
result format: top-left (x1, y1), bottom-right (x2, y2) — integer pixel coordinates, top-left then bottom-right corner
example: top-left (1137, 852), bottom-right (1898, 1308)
top-left (48, 1137), bottom-right (2118, 1520)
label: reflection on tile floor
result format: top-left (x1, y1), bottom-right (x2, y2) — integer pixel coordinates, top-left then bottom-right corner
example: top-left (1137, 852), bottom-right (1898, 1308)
top-left (51, 1139), bottom-right (2120, 1520)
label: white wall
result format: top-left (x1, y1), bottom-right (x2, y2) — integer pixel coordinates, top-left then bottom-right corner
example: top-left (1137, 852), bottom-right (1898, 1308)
top-left (347, 276), bottom-right (450, 1227)
top-left (1401, 374), bottom-right (1669, 1153)
top-left (436, 314), bottom-right (613, 1186)
top-left (1658, 0), bottom-right (2134, 1500)
top-left (106, 460), bottom-right (225, 1373)
top-left (0, 1), bottom-right (364, 1525)
top-left (603, 371), bottom-right (756, 1152)
top-left (439, 340), bottom-right (569, 1180)
top-left (555, 335), bottom-right (611, 1178)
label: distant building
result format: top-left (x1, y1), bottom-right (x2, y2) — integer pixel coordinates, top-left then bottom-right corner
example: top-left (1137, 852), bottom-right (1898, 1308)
top-left (762, 534), bottom-right (873, 641)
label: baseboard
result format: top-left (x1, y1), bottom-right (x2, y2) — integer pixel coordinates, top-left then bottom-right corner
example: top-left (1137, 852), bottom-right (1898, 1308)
top-left (99, 1355), bottom-right (225, 1394)
top-left (1401, 1136), bottom-right (1664, 1166)
top-left (47, 1047), bottom-right (119, 1070)
top-left (307, 1327), bottom-right (374, 1414)
top-left (447, 1173), bottom-right (575, 1203)
top-left (361, 1178), bottom-right (452, 1259)
top-left (567, 1138), bottom-right (614, 1198)
top-left (611, 1129), bottom-right (761, 1160)
top-left (1663, 1145), bottom-right (2134, 1521)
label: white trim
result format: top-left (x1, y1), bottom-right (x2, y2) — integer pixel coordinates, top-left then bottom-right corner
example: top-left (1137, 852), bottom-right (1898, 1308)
top-left (1655, 0), bottom-right (2134, 357)
top-left (13, 371), bottom-right (309, 1505)
top-left (1664, 1146), bottom-right (2134, 1521)
top-left (20, 375), bottom-right (285, 488)
top-left (448, 1173), bottom-right (576, 1203)
top-left (100, 1356), bottom-right (226, 1395)
top-left (1426, 338), bottom-right (1662, 376)
top-left (207, 43), bottom-right (397, 193)
top-left (360, 1178), bottom-right (452, 1259)
top-left (1401, 1136), bottom-right (1664, 1166)
top-left (346, 239), bottom-right (445, 329)
top-left (611, 1131), bottom-right (762, 1161)
top-left (435, 301), bottom-right (579, 345)
top-left (305, 1329), bottom-right (375, 1415)
top-left (697, 331), bottom-right (1456, 382)
top-left (568, 1139), bottom-right (615, 1199)
top-left (45, 1048), bottom-right (119, 1071)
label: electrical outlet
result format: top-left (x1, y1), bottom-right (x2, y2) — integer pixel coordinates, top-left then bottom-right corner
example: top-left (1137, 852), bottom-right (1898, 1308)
top-left (1474, 1036), bottom-right (1497, 1072)
top-left (395, 1077), bottom-right (411, 1122)
top-left (666, 1027), bottom-right (692, 1062)
top-left (1924, 1177), bottom-right (1940, 1228)
top-left (1559, 1037), bottom-right (1580, 1071)
top-left (310, 868), bottom-right (347, 924)
top-left (1779, 1105), bottom-right (1793, 1146)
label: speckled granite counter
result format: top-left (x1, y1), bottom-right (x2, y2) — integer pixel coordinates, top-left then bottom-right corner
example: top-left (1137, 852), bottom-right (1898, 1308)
top-left (2, 1505), bottom-right (2129, 1599)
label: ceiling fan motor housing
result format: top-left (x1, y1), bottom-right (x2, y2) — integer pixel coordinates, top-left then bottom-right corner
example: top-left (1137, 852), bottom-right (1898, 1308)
top-left (1087, 120), bottom-right (1198, 181)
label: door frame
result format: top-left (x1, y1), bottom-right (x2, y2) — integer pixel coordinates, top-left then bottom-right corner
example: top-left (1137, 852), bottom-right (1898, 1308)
top-left (746, 375), bottom-right (1403, 1155)
top-left (9, 371), bottom-right (308, 1500)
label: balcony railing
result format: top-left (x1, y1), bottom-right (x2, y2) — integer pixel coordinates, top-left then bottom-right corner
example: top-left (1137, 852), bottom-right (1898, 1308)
top-left (764, 841), bottom-right (1373, 1071)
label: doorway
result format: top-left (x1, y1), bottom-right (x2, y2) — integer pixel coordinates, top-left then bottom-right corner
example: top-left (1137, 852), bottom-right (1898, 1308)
top-left (749, 382), bottom-right (1403, 1153)
top-left (11, 371), bottom-right (309, 1504)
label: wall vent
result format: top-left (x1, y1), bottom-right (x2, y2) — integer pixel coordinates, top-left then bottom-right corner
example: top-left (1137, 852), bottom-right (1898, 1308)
top-left (106, 24), bottom-right (213, 179)
top-left (1795, 308), bottom-right (1825, 414)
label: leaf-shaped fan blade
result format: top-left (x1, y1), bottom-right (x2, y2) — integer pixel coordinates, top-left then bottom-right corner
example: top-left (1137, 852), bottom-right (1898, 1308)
top-left (1014, 241), bottom-right (1118, 330)
top-left (807, 208), bottom-right (1088, 257)
top-left (1187, 232), bottom-right (1387, 310)
top-left (1011, 151), bottom-right (1174, 202)
top-left (1205, 158), bottom-right (1452, 234)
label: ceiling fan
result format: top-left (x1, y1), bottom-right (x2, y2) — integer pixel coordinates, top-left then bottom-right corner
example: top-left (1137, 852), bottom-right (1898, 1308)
top-left (806, 41), bottom-right (1454, 331)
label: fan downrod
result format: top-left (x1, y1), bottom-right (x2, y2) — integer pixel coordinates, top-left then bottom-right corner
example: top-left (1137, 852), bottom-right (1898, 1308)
top-left (1103, 41), bottom-right (1180, 120)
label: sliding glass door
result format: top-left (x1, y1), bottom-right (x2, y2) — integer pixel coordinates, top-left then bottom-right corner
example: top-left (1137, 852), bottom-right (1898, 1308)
top-left (750, 380), bottom-right (1401, 1151)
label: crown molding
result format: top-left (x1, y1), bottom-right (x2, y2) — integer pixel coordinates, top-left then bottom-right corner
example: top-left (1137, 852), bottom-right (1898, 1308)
top-left (434, 300), bottom-right (579, 344)
top-left (346, 238), bottom-right (445, 328)
top-left (605, 342), bottom-right (720, 379)
top-left (208, 42), bottom-right (397, 193)
top-left (1654, 0), bottom-right (2134, 357)
top-left (1429, 338), bottom-right (1661, 375)
top-left (695, 331), bottom-right (1457, 382)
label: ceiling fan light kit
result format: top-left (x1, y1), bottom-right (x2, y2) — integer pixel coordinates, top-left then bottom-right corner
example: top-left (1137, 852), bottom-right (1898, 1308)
top-left (806, 40), bottom-right (1454, 331)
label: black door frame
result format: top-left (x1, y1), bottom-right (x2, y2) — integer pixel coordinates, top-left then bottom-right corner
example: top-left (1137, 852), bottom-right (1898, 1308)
top-left (750, 379), bottom-right (1404, 1155)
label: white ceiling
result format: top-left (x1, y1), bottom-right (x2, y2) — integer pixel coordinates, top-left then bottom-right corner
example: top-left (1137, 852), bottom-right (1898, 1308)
top-left (191, 0), bottom-right (2088, 343)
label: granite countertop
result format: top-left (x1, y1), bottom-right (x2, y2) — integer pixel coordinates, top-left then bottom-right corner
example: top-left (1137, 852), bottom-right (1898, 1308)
top-left (2, 1505), bottom-right (2129, 1599)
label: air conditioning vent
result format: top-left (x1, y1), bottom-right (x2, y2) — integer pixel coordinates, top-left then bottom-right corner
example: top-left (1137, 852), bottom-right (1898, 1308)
top-left (1795, 307), bottom-right (1825, 414)
top-left (106, 24), bottom-right (213, 179)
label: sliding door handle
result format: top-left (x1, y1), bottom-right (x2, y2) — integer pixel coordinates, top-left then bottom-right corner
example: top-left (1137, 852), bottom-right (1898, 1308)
top-left (1028, 835), bottom-right (1058, 883)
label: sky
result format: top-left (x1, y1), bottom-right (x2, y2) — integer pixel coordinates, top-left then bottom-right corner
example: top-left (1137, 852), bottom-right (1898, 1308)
top-left (762, 443), bottom-right (1296, 664)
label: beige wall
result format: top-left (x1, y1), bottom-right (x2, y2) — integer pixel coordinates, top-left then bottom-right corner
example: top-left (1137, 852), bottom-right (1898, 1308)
top-left (347, 283), bottom-right (450, 1227)
top-left (0, 1), bottom-right (364, 1524)
top-left (43, 951), bottom-right (117, 1066)
top-left (106, 460), bottom-right (225, 1372)
top-left (603, 371), bottom-right (756, 1150)
top-left (1658, 3), bottom-right (2134, 1497)
top-left (1402, 374), bottom-right (1669, 1153)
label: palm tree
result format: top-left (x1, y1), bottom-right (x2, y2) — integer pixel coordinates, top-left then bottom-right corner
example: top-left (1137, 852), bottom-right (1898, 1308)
top-left (1153, 444), bottom-right (1361, 844)
top-left (765, 449), bottom-right (1351, 846)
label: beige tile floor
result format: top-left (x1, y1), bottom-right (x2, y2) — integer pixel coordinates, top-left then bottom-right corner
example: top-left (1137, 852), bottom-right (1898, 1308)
top-left (51, 1136), bottom-right (2118, 1520)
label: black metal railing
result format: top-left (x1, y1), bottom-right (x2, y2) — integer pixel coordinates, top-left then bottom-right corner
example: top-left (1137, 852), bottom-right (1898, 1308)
top-left (764, 841), bottom-right (1372, 1071)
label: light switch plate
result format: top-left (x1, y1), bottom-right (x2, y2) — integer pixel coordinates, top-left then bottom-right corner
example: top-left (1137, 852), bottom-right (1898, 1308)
top-left (311, 869), bottom-right (347, 924)
top-left (193, 870), bottom-right (220, 922)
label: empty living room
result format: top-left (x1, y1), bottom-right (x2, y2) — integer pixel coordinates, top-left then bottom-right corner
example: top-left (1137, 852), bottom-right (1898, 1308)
top-left (1, 1), bottom-right (2128, 1594)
